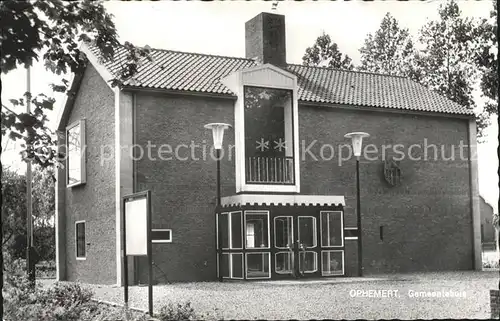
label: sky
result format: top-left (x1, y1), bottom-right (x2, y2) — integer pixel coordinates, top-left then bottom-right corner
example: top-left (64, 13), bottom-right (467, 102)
top-left (1, 0), bottom-right (498, 211)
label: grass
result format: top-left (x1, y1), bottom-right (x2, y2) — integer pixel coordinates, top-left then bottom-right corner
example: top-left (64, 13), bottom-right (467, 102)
top-left (46, 271), bottom-right (498, 320)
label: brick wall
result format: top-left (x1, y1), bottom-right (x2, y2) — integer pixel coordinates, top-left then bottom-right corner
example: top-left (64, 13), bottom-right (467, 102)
top-left (63, 64), bottom-right (116, 284)
top-left (299, 105), bottom-right (473, 273)
top-left (134, 92), bottom-right (235, 283)
top-left (133, 95), bottom-right (473, 281)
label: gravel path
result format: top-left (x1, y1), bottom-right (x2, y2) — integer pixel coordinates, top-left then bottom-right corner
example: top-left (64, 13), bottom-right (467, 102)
top-left (46, 271), bottom-right (498, 320)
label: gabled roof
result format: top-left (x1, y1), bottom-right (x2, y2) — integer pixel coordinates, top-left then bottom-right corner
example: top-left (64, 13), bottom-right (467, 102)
top-left (87, 44), bottom-right (473, 116)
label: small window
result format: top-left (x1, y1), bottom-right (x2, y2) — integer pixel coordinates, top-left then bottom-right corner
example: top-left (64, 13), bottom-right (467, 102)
top-left (66, 119), bottom-right (86, 187)
top-left (230, 211), bottom-right (243, 249)
top-left (218, 213), bottom-right (229, 249)
top-left (75, 221), bottom-right (86, 259)
top-left (245, 211), bottom-right (270, 249)
top-left (246, 252), bottom-right (271, 279)
top-left (152, 229), bottom-right (172, 243)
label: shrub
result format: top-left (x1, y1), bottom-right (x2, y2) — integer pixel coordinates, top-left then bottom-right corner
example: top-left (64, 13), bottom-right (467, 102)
top-left (157, 302), bottom-right (222, 321)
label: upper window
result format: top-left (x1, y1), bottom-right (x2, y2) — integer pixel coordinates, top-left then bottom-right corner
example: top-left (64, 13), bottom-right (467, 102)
top-left (75, 221), bottom-right (86, 259)
top-left (66, 119), bottom-right (86, 187)
top-left (244, 86), bottom-right (294, 185)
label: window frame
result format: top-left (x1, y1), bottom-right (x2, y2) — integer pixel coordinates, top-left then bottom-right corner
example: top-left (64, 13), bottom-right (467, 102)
top-left (242, 85), bottom-right (296, 186)
top-left (297, 216), bottom-right (317, 248)
top-left (75, 220), bottom-right (86, 260)
top-left (320, 211), bottom-right (344, 248)
top-left (151, 229), bottom-right (172, 244)
top-left (245, 252), bottom-right (271, 279)
top-left (244, 210), bottom-right (270, 249)
top-left (321, 250), bottom-right (345, 276)
top-left (66, 119), bottom-right (86, 188)
top-left (274, 216), bottom-right (294, 249)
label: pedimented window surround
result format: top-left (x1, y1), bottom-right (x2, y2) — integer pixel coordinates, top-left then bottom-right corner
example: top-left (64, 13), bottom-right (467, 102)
top-left (221, 64), bottom-right (300, 193)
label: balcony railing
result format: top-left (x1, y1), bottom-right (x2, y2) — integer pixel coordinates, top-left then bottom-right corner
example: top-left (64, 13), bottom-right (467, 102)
top-left (246, 156), bottom-right (294, 184)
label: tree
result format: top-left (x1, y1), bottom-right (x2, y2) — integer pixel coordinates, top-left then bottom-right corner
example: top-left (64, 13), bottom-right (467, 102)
top-left (358, 13), bottom-right (419, 80)
top-left (302, 32), bottom-right (354, 70)
top-left (474, 2), bottom-right (498, 120)
top-left (1, 165), bottom-right (56, 262)
top-left (1, 166), bottom-right (27, 259)
top-left (415, 0), bottom-right (487, 135)
top-left (0, 0), bottom-right (152, 167)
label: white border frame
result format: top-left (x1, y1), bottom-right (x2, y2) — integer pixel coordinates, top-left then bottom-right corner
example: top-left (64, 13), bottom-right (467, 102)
top-left (219, 212), bottom-right (230, 250)
top-left (222, 64), bottom-right (300, 194)
top-left (151, 229), bottom-right (172, 244)
top-left (245, 252), bottom-right (271, 279)
top-left (298, 216), bottom-right (317, 248)
top-left (274, 216), bottom-right (294, 249)
top-left (344, 227), bottom-right (359, 240)
top-left (229, 211), bottom-right (244, 250)
top-left (244, 210), bottom-right (271, 249)
top-left (320, 211), bottom-right (344, 248)
top-left (66, 119), bottom-right (86, 188)
top-left (230, 253), bottom-right (244, 279)
top-left (75, 220), bottom-right (86, 260)
top-left (275, 251), bottom-right (293, 275)
top-left (321, 250), bottom-right (345, 276)
top-left (221, 253), bottom-right (230, 279)
top-left (299, 251), bottom-right (318, 273)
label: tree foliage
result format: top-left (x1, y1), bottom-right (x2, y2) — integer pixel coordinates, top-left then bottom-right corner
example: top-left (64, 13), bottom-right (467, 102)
top-left (474, 1), bottom-right (498, 118)
top-left (302, 32), bottom-right (354, 70)
top-left (0, 0), bottom-right (151, 167)
top-left (2, 165), bottom-right (56, 262)
top-left (358, 13), bottom-right (419, 80)
top-left (415, 0), bottom-right (488, 135)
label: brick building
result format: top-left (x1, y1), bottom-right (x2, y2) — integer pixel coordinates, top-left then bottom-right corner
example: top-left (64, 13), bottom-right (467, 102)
top-left (55, 12), bottom-right (482, 285)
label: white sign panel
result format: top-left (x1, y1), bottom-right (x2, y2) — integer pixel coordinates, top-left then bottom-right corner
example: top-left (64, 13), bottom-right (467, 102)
top-left (125, 197), bottom-right (148, 256)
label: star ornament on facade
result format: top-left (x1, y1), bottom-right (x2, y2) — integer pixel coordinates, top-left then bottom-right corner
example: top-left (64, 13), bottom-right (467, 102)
top-left (256, 138), bottom-right (269, 152)
top-left (274, 138), bottom-right (287, 152)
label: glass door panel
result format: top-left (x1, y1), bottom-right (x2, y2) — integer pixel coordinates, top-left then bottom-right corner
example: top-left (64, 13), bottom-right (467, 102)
top-left (298, 216), bottom-right (317, 248)
top-left (274, 216), bottom-right (293, 248)
top-left (322, 251), bottom-right (344, 276)
top-left (275, 252), bottom-right (293, 274)
top-left (299, 251), bottom-right (317, 273)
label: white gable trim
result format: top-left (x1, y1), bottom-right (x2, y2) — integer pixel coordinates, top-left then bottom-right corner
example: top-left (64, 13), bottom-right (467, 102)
top-left (55, 43), bottom-right (116, 131)
top-left (80, 42), bottom-right (114, 89)
top-left (241, 63), bottom-right (297, 80)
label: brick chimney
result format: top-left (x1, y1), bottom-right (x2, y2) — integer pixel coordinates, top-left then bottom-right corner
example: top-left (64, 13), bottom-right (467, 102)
top-left (245, 12), bottom-right (287, 66)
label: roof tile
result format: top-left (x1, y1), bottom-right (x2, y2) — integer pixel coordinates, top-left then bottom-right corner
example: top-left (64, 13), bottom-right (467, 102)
top-left (89, 45), bottom-right (473, 115)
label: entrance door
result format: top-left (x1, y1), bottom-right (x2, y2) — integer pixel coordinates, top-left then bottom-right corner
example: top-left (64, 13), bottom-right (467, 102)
top-left (273, 211), bottom-right (344, 278)
top-left (273, 215), bottom-right (318, 277)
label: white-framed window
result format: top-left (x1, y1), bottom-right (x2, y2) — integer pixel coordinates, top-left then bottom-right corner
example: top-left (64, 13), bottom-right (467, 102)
top-left (274, 216), bottom-right (293, 249)
top-left (221, 64), bottom-right (300, 194)
top-left (66, 119), bottom-right (86, 187)
top-left (299, 251), bottom-right (318, 273)
top-left (230, 253), bottom-right (244, 279)
top-left (344, 227), bottom-right (358, 240)
top-left (275, 251), bottom-right (293, 274)
top-left (217, 212), bottom-right (242, 250)
top-left (151, 229), bottom-right (172, 243)
top-left (298, 216), bottom-right (317, 248)
top-left (321, 250), bottom-right (344, 276)
top-left (320, 211), bottom-right (344, 247)
top-left (245, 252), bottom-right (271, 279)
top-left (244, 210), bottom-right (270, 249)
top-left (75, 221), bottom-right (86, 260)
